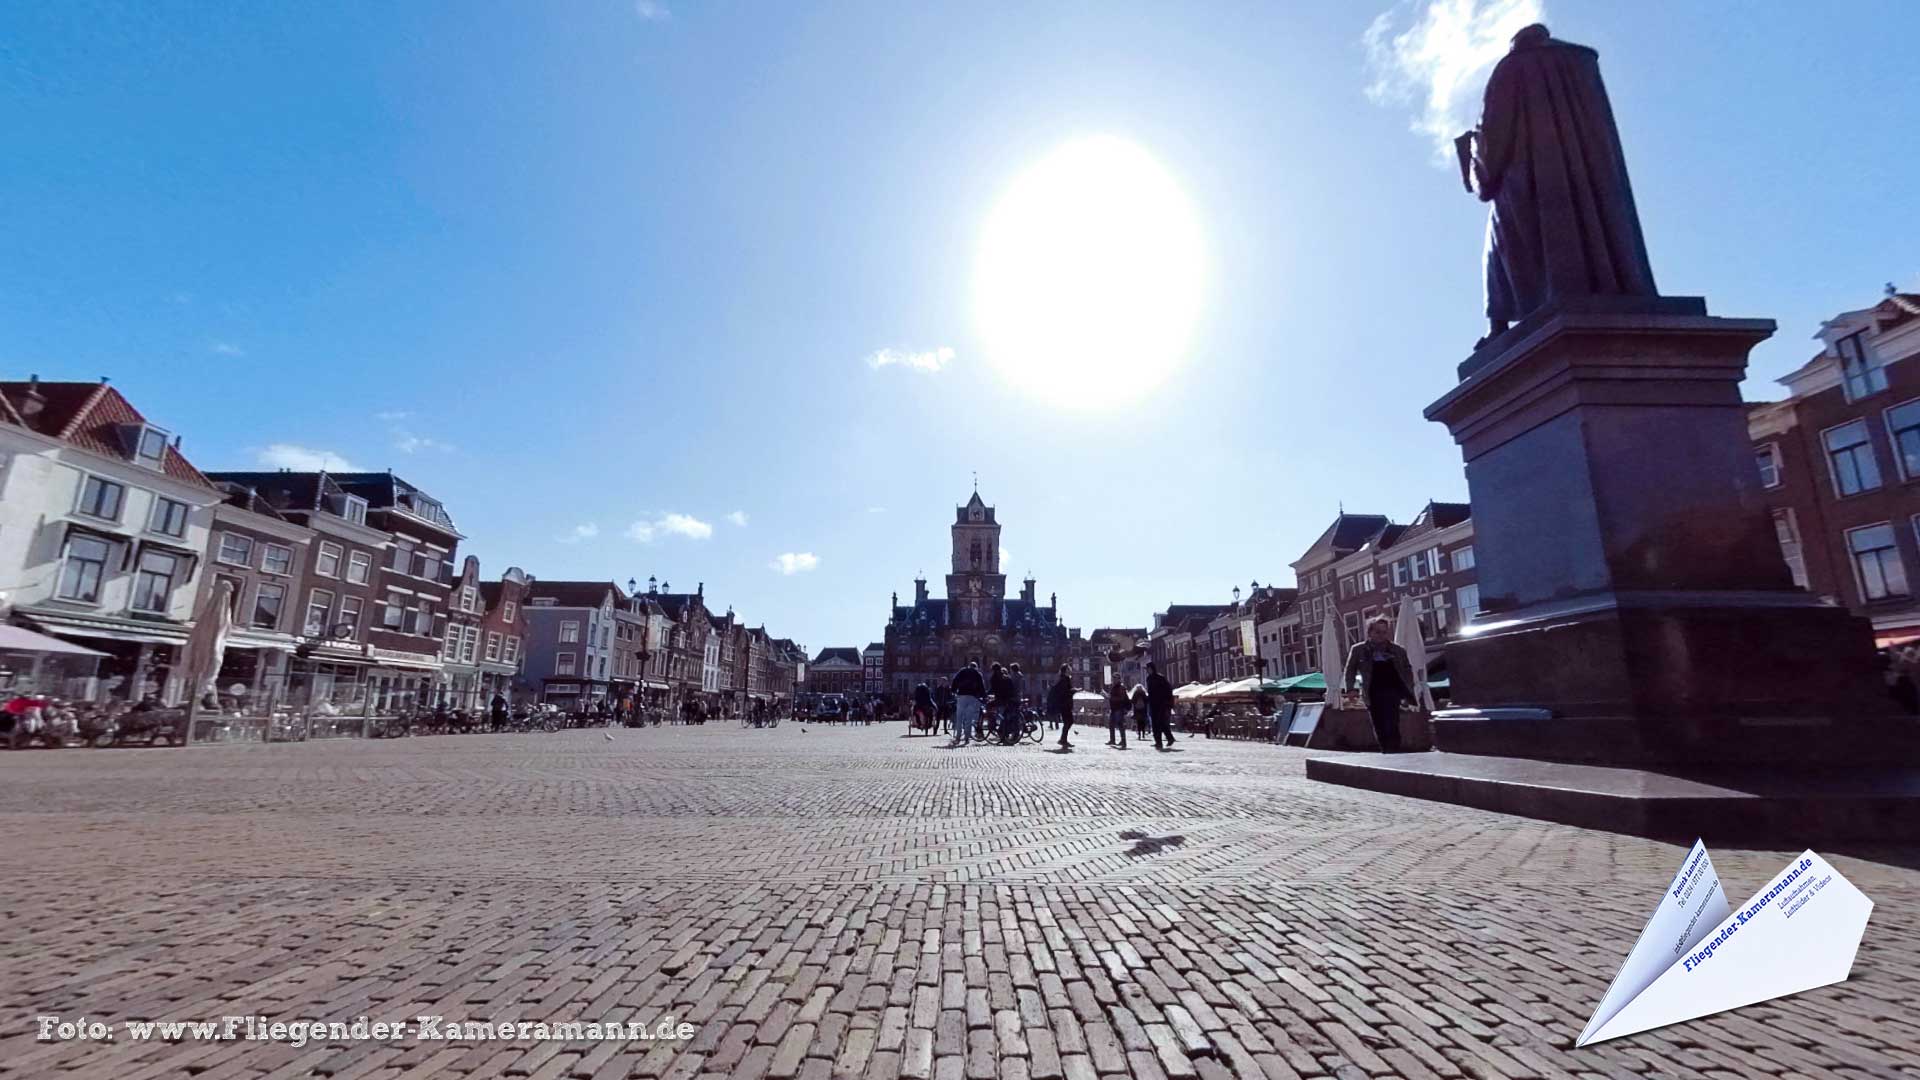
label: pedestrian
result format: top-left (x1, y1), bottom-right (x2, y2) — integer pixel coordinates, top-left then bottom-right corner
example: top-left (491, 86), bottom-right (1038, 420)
top-left (1131, 683), bottom-right (1150, 739)
top-left (489, 691), bottom-right (509, 730)
top-left (1009, 663), bottom-right (1027, 727)
top-left (949, 660), bottom-right (986, 747)
top-left (1344, 615), bottom-right (1417, 753)
top-left (913, 680), bottom-right (936, 734)
top-left (1107, 678), bottom-right (1130, 749)
top-left (989, 663), bottom-right (1017, 745)
top-left (1146, 661), bottom-right (1176, 750)
top-left (1049, 664), bottom-right (1075, 748)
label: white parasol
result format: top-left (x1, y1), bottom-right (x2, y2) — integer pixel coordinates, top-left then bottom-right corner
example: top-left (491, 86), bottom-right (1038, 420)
top-left (1320, 608), bottom-right (1344, 707)
top-left (1394, 598), bottom-right (1438, 711)
top-left (179, 580), bottom-right (234, 709)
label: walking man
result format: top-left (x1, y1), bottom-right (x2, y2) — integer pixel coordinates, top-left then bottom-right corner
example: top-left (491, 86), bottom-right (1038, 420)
top-left (1107, 678), bottom-right (1130, 749)
top-left (949, 660), bottom-right (986, 747)
top-left (1344, 615), bottom-right (1417, 753)
top-left (1049, 664), bottom-right (1075, 749)
top-left (1146, 661), bottom-right (1176, 751)
top-left (989, 663), bottom-right (1017, 745)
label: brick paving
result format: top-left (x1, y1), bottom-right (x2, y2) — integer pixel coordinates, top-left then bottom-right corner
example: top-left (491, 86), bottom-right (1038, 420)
top-left (1, 723), bottom-right (1917, 1080)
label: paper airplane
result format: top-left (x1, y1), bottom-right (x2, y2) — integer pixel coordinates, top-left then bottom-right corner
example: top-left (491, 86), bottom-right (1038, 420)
top-left (1578, 841), bottom-right (1873, 1046)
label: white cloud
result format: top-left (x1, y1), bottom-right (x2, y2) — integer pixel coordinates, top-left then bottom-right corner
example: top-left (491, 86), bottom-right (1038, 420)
top-left (770, 552), bottom-right (820, 575)
top-left (559, 523), bottom-right (600, 544)
top-left (254, 443), bottom-right (362, 472)
top-left (627, 512), bottom-right (713, 543)
top-left (1000, 547), bottom-right (1012, 569)
top-left (635, 0), bottom-right (670, 21)
top-left (374, 410), bottom-right (411, 422)
top-left (866, 506), bottom-right (887, 514)
top-left (866, 345), bottom-right (955, 374)
top-left (210, 341), bottom-right (244, 357)
top-left (1364, 0), bottom-right (1545, 162)
top-left (393, 431), bottom-right (453, 454)
top-left (727, 510), bottom-right (749, 527)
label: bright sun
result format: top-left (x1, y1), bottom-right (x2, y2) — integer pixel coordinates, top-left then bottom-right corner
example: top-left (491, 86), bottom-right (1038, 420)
top-left (974, 135), bottom-right (1206, 409)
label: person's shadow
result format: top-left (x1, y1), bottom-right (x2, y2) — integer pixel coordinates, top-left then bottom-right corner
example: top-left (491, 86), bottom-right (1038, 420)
top-left (1117, 830), bottom-right (1187, 857)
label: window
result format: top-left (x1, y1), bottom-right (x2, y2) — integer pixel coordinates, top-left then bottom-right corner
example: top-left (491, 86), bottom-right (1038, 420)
top-left (1824, 421), bottom-right (1882, 497)
top-left (1343, 611), bottom-right (1362, 644)
top-left (305, 590), bottom-right (336, 636)
top-left (130, 550), bottom-right (180, 613)
top-left (382, 597), bottom-right (405, 629)
top-left (77, 476), bottom-right (125, 521)
top-left (1456, 584), bottom-right (1481, 622)
top-left (1452, 545), bottom-right (1476, 572)
top-left (503, 636), bottom-right (520, 663)
top-left (1839, 330), bottom-right (1887, 401)
top-left (461, 626), bottom-right (478, 664)
top-left (1774, 510), bottom-right (1808, 589)
top-left (560, 621), bottom-right (581, 643)
top-left (389, 541), bottom-right (414, 573)
top-left (1754, 445), bottom-right (1782, 489)
top-left (135, 426), bottom-right (169, 469)
top-left (1392, 560), bottom-right (1409, 587)
top-left (503, 600), bottom-right (516, 623)
top-left (316, 542), bottom-right (343, 578)
top-left (1358, 568), bottom-right (1375, 593)
top-left (1339, 576), bottom-right (1356, 598)
top-left (412, 603), bottom-right (433, 636)
top-left (556, 652), bottom-right (577, 676)
top-left (486, 631), bottom-right (502, 661)
top-left (217, 533), bottom-right (254, 566)
top-left (342, 495), bottom-right (368, 525)
top-left (149, 497), bottom-right (189, 538)
top-left (412, 551), bottom-right (436, 579)
top-left (252, 582), bottom-right (287, 629)
top-left (337, 597), bottom-right (363, 640)
top-left (1847, 524), bottom-right (1908, 601)
top-left (461, 586), bottom-right (477, 613)
top-left (1886, 400), bottom-right (1920, 481)
top-left (442, 625), bottom-right (462, 661)
top-left (1428, 547), bottom-right (1445, 575)
top-left (58, 535), bottom-right (113, 603)
top-left (1427, 591), bottom-right (1451, 634)
top-left (346, 551), bottom-right (372, 585)
top-left (260, 543), bottom-right (294, 576)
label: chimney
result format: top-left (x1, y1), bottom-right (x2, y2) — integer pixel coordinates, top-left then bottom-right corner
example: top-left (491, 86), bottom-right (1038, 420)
top-left (697, 582), bottom-right (703, 598)
top-left (914, 577), bottom-right (928, 604)
top-left (1022, 577), bottom-right (1036, 605)
top-left (19, 375), bottom-right (46, 418)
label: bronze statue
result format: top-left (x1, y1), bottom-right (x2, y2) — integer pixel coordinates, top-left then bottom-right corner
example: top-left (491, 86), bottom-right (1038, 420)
top-left (1457, 24), bottom-right (1659, 342)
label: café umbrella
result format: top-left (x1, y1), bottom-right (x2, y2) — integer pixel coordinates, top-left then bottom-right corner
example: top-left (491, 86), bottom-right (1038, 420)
top-left (1394, 597), bottom-right (1439, 711)
top-left (178, 580), bottom-right (234, 740)
top-left (1320, 610), bottom-right (1344, 706)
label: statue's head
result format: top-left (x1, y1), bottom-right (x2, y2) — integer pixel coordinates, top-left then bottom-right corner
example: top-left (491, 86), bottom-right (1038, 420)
top-left (1510, 23), bottom-right (1550, 49)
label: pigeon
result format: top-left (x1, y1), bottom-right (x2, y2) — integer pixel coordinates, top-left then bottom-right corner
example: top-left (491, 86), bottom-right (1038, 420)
top-left (603, 731), bottom-right (615, 741)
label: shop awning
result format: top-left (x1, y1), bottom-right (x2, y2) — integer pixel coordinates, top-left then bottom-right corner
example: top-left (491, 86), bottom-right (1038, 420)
top-left (16, 607), bottom-right (190, 645)
top-left (0, 624), bottom-right (110, 657)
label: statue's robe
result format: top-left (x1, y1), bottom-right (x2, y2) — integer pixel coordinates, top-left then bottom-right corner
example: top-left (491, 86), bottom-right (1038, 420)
top-left (1470, 34), bottom-right (1659, 325)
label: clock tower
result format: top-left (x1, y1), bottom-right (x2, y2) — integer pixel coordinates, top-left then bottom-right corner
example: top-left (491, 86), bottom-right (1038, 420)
top-left (948, 491), bottom-right (1005, 628)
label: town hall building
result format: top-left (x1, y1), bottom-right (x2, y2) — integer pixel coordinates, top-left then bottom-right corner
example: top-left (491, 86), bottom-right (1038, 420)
top-left (881, 491), bottom-right (1076, 696)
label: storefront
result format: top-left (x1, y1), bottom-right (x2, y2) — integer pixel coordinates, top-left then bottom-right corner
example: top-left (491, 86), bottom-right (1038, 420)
top-left (0, 624), bottom-right (108, 698)
top-left (365, 645), bottom-right (442, 715)
top-left (13, 607), bottom-right (189, 704)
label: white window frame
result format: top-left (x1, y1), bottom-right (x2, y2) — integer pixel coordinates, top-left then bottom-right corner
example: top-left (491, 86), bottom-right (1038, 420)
top-left (134, 425), bottom-right (169, 470)
top-left (216, 532), bottom-right (254, 567)
top-left (1839, 330), bottom-right (1887, 403)
top-left (1847, 522), bottom-right (1909, 602)
top-left (556, 651), bottom-right (577, 676)
top-left (1456, 583), bottom-right (1481, 622)
top-left (346, 550), bottom-right (372, 585)
top-left (148, 495), bottom-right (190, 539)
top-left (75, 474), bottom-right (127, 523)
top-left (504, 636), bottom-right (520, 664)
top-left (1823, 419), bottom-right (1882, 498)
top-left (1775, 510), bottom-right (1809, 590)
top-left (252, 581), bottom-right (288, 630)
top-left (1754, 443), bottom-right (1783, 490)
top-left (129, 549), bottom-right (181, 614)
top-left (1884, 397), bottom-right (1920, 482)
top-left (341, 494), bottom-right (369, 525)
top-left (485, 631), bottom-right (502, 662)
top-left (306, 589), bottom-right (337, 637)
top-left (57, 534), bottom-right (113, 604)
top-left (315, 541), bottom-right (343, 578)
top-left (260, 543), bottom-right (295, 576)
top-left (337, 596), bottom-right (363, 640)
top-left (1452, 545), bottom-right (1476, 572)
top-left (560, 620), bottom-right (581, 644)
top-left (503, 600), bottom-right (516, 623)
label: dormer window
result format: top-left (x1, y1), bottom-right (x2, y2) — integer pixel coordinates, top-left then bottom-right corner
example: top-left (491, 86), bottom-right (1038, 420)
top-left (1839, 330), bottom-right (1887, 402)
top-left (134, 425), bottom-right (169, 469)
top-left (342, 495), bottom-right (368, 525)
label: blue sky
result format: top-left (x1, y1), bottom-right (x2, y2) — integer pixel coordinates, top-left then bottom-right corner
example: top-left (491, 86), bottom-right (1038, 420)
top-left (4, 1), bottom-right (1914, 651)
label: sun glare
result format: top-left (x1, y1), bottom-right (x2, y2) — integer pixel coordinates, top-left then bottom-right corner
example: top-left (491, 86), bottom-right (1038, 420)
top-left (974, 135), bottom-right (1206, 410)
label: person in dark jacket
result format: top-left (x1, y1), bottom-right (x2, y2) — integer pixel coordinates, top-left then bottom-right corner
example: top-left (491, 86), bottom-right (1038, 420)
top-left (1106, 679), bottom-right (1131, 749)
top-left (1145, 663), bottom-right (1176, 750)
top-left (1048, 665), bottom-right (1076, 748)
top-left (988, 663), bottom-right (1018, 744)
top-left (1344, 616), bottom-right (1419, 752)
top-left (949, 661), bottom-right (986, 746)
top-left (912, 681), bottom-right (936, 733)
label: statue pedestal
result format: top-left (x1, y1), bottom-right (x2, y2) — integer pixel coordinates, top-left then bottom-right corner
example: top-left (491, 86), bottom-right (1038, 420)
top-left (1304, 300), bottom-right (1920, 838)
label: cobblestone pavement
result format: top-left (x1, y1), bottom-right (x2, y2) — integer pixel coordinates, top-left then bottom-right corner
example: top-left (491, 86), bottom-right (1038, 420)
top-left (1, 723), bottom-right (1916, 1080)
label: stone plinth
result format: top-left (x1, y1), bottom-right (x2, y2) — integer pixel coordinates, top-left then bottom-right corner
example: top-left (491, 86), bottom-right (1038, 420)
top-left (1419, 300), bottom-right (1912, 767)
